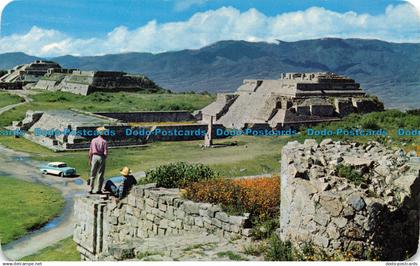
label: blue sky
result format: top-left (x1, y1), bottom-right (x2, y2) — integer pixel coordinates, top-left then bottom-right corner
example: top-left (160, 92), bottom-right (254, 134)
top-left (0, 0), bottom-right (418, 56)
top-left (2, 0), bottom-right (403, 38)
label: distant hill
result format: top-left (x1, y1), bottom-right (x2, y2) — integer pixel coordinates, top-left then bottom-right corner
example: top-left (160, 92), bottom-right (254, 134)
top-left (0, 38), bottom-right (419, 109)
top-left (0, 52), bottom-right (41, 69)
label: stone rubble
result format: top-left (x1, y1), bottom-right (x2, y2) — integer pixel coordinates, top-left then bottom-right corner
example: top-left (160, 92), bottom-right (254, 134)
top-left (279, 139), bottom-right (420, 260)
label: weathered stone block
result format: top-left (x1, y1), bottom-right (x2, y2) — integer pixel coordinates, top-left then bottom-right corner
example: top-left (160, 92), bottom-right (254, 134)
top-left (175, 219), bottom-right (183, 229)
top-left (279, 140), bottom-right (420, 260)
top-left (212, 218), bottom-right (222, 228)
top-left (127, 195), bottom-right (136, 206)
top-left (152, 224), bottom-right (158, 235)
top-left (347, 194), bottom-right (366, 211)
top-left (126, 205), bottom-right (134, 215)
top-left (199, 209), bottom-right (209, 217)
top-left (174, 209), bottom-right (185, 219)
top-left (151, 208), bottom-right (164, 218)
top-left (185, 215), bottom-right (195, 225)
top-left (230, 224), bottom-right (241, 233)
top-left (146, 213), bottom-right (155, 222)
top-left (207, 205), bottom-right (222, 217)
top-left (215, 212), bottom-right (229, 223)
top-left (183, 201), bottom-right (200, 214)
top-left (221, 222), bottom-right (231, 232)
top-left (145, 198), bottom-right (157, 208)
top-left (173, 198), bottom-right (184, 208)
top-left (314, 235), bottom-right (329, 248)
top-left (158, 228), bottom-right (166, 236)
top-left (229, 215), bottom-right (246, 226)
top-left (168, 220), bottom-right (177, 228)
top-left (159, 219), bottom-right (170, 229)
top-left (158, 203), bottom-right (167, 212)
top-left (195, 217), bottom-right (204, 227)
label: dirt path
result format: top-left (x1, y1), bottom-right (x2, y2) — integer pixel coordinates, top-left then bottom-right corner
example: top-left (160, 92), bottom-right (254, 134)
top-left (0, 89), bottom-right (34, 116)
top-left (0, 101), bottom-right (25, 116)
top-left (0, 145), bottom-right (87, 260)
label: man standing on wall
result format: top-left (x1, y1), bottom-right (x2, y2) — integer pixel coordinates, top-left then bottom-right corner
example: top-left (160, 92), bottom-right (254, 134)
top-left (88, 126), bottom-right (108, 194)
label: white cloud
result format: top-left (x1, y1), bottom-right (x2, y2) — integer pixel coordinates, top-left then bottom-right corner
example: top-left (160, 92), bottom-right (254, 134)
top-left (0, 4), bottom-right (418, 57)
top-left (405, 0), bottom-right (420, 15)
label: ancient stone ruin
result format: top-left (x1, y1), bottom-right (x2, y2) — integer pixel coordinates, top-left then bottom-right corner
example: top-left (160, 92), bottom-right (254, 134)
top-left (9, 110), bottom-right (224, 151)
top-left (279, 139), bottom-right (420, 260)
top-left (0, 60), bottom-right (161, 95)
top-left (73, 139), bottom-right (419, 261)
top-left (200, 72), bottom-right (384, 129)
top-left (73, 184), bottom-right (252, 261)
top-left (0, 60), bottom-right (62, 89)
top-left (34, 70), bottom-right (161, 95)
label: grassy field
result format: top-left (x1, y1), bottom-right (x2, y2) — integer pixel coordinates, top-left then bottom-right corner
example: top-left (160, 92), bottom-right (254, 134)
top-left (0, 91), bottom-right (215, 127)
top-left (295, 110), bottom-right (420, 152)
top-left (1, 95), bottom-right (418, 261)
top-left (0, 176), bottom-right (64, 244)
top-left (0, 135), bottom-right (286, 179)
top-left (21, 237), bottom-right (80, 261)
top-left (0, 91), bottom-right (23, 109)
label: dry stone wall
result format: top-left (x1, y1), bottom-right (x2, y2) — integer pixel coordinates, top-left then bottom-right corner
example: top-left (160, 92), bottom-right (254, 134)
top-left (94, 111), bottom-right (196, 123)
top-left (279, 139), bottom-right (420, 260)
top-left (74, 184), bottom-right (251, 261)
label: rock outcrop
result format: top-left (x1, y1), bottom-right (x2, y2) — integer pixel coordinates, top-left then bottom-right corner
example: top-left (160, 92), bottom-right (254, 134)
top-left (279, 139), bottom-right (420, 260)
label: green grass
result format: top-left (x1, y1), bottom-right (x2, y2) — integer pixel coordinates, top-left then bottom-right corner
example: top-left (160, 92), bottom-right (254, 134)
top-left (0, 91), bottom-right (23, 109)
top-left (216, 251), bottom-right (247, 261)
top-left (336, 164), bottom-right (365, 186)
top-left (243, 242), bottom-right (268, 257)
top-left (137, 251), bottom-right (163, 260)
top-left (0, 91), bottom-right (215, 127)
top-left (0, 176), bottom-right (64, 244)
top-left (265, 235), bottom-right (295, 261)
top-left (295, 109), bottom-right (420, 151)
top-left (0, 135), bottom-right (285, 179)
top-left (21, 237), bottom-right (80, 261)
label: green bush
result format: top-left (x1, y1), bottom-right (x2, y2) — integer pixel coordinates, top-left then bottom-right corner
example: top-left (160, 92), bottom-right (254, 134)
top-left (145, 162), bottom-right (216, 188)
top-left (361, 118), bottom-right (380, 130)
top-left (251, 217), bottom-right (279, 240)
top-left (406, 109), bottom-right (420, 116)
top-left (336, 164), bottom-right (365, 185)
top-left (265, 234), bottom-right (295, 261)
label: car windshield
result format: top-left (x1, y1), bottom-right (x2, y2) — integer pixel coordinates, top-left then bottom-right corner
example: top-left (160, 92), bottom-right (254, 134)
top-left (48, 163), bottom-right (67, 167)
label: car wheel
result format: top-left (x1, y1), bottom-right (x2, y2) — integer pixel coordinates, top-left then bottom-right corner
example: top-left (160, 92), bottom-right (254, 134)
top-left (42, 170), bottom-right (47, 175)
top-left (59, 172), bottom-right (64, 177)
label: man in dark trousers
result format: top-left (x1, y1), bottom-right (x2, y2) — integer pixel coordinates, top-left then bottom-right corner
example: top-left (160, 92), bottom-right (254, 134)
top-left (104, 166), bottom-right (137, 199)
top-left (88, 126), bottom-right (108, 194)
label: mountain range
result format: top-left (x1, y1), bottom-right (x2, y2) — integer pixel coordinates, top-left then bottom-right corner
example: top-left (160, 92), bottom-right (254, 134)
top-left (0, 38), bottom-right (419, 110)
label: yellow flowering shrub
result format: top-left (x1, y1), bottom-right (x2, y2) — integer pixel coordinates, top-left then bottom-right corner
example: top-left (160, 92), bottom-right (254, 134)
top-left (185, 176), bottom-right (280, 219)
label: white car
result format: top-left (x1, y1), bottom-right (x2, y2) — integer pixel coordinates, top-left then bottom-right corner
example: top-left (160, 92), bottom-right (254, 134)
top-left (40, 162), bottom-right (77, 177)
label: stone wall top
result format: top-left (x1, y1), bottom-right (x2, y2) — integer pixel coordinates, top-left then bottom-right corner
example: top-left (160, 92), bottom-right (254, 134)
top-left (280, 139), bottom-right (420, 260)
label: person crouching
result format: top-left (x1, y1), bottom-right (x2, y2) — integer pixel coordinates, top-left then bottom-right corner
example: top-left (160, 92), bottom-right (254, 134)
top-left (104, 166), bottom-right (137, 199)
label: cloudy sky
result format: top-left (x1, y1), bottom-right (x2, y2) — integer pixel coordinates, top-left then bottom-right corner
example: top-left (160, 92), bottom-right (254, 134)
top-left (0, 0), bottom-right (419, 56)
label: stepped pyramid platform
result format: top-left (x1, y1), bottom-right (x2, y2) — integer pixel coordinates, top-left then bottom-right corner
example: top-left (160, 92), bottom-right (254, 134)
top-left (0, 60), bottom-right (62, 90)
top-left (34, 70), bottom-right (162, 95)
top-left (200, 72), bottom-right (384, 129)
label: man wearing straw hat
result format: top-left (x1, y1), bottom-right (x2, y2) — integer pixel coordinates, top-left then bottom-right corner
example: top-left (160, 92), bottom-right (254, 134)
top-left (88, 126), bottom-right (108, 194)
top-left (104, 166), bottom-right (137, 199)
